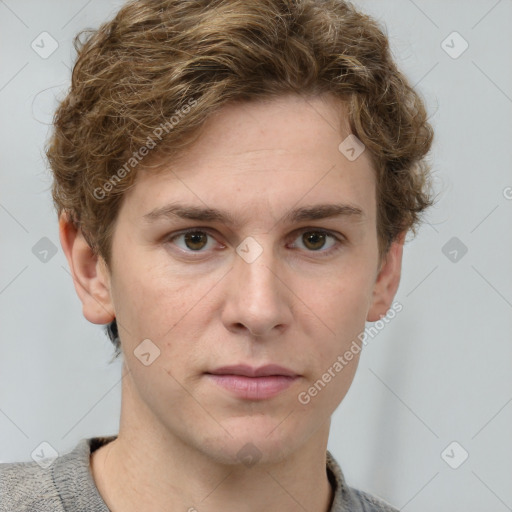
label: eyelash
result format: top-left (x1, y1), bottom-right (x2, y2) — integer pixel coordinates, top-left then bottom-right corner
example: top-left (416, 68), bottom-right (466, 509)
top-left (165, 228), bottom-right (345, 258)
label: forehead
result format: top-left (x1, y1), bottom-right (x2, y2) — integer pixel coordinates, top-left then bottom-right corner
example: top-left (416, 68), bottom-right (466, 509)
top-left (121, 94), bottom-right (376, 225)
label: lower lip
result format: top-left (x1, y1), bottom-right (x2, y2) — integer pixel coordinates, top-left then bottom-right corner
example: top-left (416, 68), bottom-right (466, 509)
top-left (206, 374), bottom-right (298, 400)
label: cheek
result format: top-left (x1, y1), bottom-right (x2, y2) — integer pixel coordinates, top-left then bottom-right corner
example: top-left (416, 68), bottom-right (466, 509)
top-left (110, 254), bottom-right (224, 357)
top-left (293, 268), bottom-right (373, 395)
top-left (298, 266), bottom-right (374, 336)
top-left (295, 339), bottom-right (361, 420)
top-left (110, 258), bottom-right (185, 341)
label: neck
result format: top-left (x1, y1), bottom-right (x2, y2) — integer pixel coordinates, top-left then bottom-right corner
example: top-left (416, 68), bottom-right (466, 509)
top-left (90, 368), bottom-right (335, 512)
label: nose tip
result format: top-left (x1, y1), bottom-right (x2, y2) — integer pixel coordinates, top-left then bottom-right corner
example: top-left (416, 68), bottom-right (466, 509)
top-left (221, 251), bottom-right (292, 338)
top-left (245, 321), bottom-right (282, 338)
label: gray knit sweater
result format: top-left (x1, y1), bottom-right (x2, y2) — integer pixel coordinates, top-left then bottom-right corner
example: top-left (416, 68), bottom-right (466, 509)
top-left (0, 436), bottom-right (398, 511)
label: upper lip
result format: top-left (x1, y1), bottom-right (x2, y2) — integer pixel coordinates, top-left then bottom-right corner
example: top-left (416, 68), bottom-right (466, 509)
top-left (206, 364), bottom-right (298, 378)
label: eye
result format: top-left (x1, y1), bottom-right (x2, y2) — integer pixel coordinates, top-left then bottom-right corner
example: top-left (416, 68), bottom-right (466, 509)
top-left (166, 228), bottom-right (343, 256)
top-left (170, 230), bottom-right (217, 252)
top-left (291, 230), bottom-right (340, 253)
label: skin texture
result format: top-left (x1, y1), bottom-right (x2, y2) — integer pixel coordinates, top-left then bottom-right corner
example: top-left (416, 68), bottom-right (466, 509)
top-left (60, 93), bottom-right (404, 512)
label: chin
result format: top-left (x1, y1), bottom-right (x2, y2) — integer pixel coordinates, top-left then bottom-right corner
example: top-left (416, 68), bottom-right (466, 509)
top-left (197, 420), bottom-right (306, 467)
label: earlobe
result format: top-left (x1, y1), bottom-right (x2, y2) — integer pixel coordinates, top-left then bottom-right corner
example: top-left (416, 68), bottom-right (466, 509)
top-left (366, 231), bottom-right (406, 322)
top-left (59, 212), bottom-right (115, 325)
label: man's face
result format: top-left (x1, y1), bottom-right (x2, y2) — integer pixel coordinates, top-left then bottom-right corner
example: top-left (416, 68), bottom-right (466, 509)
top-left (101, 94), bottom-right (398, 464)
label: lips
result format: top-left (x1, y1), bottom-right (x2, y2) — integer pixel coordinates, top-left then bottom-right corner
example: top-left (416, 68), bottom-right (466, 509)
top-left (205, 364), bottom-right (300, 400)
top-left (206, 364), bottom-right (298, 378)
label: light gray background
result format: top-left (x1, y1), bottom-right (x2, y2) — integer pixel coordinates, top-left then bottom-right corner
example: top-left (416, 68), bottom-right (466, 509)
top-left (1, 1), bottom-right (511, 510)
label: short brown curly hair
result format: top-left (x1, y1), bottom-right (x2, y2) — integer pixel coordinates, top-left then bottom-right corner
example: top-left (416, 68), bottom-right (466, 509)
top-left (47, 0), bottom-right (435, 353)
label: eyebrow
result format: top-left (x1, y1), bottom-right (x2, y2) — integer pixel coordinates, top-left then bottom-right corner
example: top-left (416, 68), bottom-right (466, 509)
top-left (143, 202), bottom-right (365, 225)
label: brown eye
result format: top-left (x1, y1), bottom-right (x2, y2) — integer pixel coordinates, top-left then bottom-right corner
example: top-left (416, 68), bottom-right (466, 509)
top-left (291, 230), bottom-right (340, 255)
top-left (183, 231), bottom-right (209, 250)
top-left (302, 231), bottom-right (327, 250)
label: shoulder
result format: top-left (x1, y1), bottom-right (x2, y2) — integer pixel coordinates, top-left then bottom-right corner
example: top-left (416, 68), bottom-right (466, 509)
top-left (0, 458), bottom-right (63, 512)
top-left (0, 436), bottom-right (115, 512)
top-left (349, 486), bottom-right (400, 512)
top-left (326, 450), bottom-right (399, 512)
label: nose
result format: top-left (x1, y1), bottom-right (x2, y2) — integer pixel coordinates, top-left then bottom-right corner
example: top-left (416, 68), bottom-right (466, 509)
top-left (220, 244), bottom-right (293, 338)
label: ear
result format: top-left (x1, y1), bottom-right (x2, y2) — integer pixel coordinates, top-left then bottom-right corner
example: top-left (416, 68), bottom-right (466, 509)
top-left (59, 212), bottom-right (115, 325)
top-left (366, 231), bottom-right (406, 322)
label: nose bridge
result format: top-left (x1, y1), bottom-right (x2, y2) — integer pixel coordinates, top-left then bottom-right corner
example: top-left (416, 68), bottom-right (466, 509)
top-left (239, 253), bottom-right (278, 302)
top-left (222, 236), bottom-right (291, 336)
